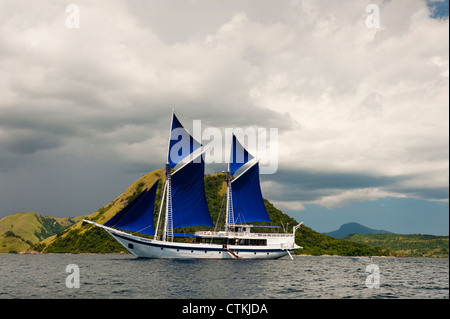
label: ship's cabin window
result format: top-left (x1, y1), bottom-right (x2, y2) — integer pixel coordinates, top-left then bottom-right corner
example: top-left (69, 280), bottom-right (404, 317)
top-left (194, 237), bottom-right (267, 246)
top-left (235, 239), bottom-right (267, 246)
top-left (234, 226), bottom-right (250, 233)
top-left (194, 237), bottom-right (228, 245)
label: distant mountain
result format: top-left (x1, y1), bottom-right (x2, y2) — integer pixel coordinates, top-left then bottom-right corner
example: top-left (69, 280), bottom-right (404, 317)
top-left (323, 222), bottom-right (393, 239)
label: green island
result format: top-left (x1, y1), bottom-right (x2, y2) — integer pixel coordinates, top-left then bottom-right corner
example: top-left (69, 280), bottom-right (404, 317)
top-left (344, 233), bottom-right (449, 258)
top-left (1, 170), bottom-right (447, 258)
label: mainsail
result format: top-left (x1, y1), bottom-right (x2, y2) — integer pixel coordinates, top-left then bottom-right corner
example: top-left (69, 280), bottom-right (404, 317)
top-left (227, 134), bottom-right (271, 225)
top-left (104, 180), bottom-right (159, 236)
top-left (171, 155), bottom-right (215, 229)
top-left (231, 162), bottom-right (271, 224)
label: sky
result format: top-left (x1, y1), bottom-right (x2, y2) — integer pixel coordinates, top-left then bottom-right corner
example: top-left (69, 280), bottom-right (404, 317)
top-left (0, 0), bottom-right (448, 235)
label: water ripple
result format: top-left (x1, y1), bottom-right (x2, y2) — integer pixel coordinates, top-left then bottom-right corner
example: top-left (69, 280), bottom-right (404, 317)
top-left (0, 254), bottom-right (448, 299)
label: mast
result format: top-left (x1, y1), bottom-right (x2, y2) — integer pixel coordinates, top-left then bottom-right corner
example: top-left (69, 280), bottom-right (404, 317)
top-left (163, 164), bottom-right (173, 242)
top-left (154, 179), bottom-right (167, 240)
top-left (159, 109), bottom-right (174, 242)
top-left (225, 171), bottom-right (234, 231)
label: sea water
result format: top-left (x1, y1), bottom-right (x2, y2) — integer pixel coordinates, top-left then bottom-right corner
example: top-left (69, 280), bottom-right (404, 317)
top-left (0, 254), bottom-right (448, 299)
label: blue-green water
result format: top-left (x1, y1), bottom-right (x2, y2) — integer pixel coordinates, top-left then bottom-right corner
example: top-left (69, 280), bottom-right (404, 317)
top-left (0, 254), bottom-right (448, 299)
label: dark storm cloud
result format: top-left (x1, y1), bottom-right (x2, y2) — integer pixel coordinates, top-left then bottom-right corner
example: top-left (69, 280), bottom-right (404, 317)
top-left (2, 130), bottom-right (62, 155)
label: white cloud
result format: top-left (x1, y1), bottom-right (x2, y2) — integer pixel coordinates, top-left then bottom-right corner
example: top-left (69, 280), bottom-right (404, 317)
top-left (271, 200), bottom-right (306, 211)
top-left (315, 188), bottom-right (408, 209)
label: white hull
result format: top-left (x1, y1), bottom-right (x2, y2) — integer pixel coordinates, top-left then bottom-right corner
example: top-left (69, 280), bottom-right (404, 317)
top-left (84, 220), bottom-right (298, 260)
top-left (109, 231), bottom-right (292, 259)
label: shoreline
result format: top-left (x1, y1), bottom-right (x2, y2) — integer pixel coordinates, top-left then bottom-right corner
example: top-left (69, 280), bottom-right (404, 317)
top-left (2, 251), bottom-right (447, 258)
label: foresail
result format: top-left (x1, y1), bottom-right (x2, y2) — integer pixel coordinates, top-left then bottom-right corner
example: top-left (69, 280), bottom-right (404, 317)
top-left (168, 113), bottom-right (202, 169)
top-left (104, 180), bottom-right (159, 236)
top-left (170, 154), bottom-right (214, 229)
top-left (229, 134), bottom-right (254, 176)
top-left (231, 162), bottom-right (271, 224)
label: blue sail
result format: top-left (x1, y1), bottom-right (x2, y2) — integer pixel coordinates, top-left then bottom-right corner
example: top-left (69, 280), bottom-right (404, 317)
top-left (231, 162), bottom-right (271, 224)
top-left (104, 180), bottom-right (159, 236)
top-left (229, 134), bottom-right (254, 176)
top-left (168, 113), bottom-right (202, 169)
top-left (171, 155), bottom-right (215, 229)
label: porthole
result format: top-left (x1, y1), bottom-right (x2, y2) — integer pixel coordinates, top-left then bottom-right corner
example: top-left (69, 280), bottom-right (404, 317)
top-left (128, 243), bottom-right (134, 249)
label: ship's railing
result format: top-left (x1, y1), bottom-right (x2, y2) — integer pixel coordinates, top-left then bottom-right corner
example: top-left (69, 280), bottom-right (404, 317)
top-left (195, 231), bottom-right (294, 238)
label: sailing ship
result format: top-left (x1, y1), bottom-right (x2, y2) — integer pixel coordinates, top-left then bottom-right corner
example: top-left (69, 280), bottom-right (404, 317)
top-left (84, 112), bottom-right (303, 259)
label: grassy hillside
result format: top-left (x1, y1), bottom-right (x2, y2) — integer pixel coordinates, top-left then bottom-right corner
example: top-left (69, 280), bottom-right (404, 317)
top-left (296, 224), bottom-right (391, 256)
top-left (38, 169), bottom-right (164, 253)
top-left (0, 212), bottom-right (82, 253)
top-left (344, 233), bottom-right (449, 258)
top-left (35, 169), bottom-right (390, 256)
